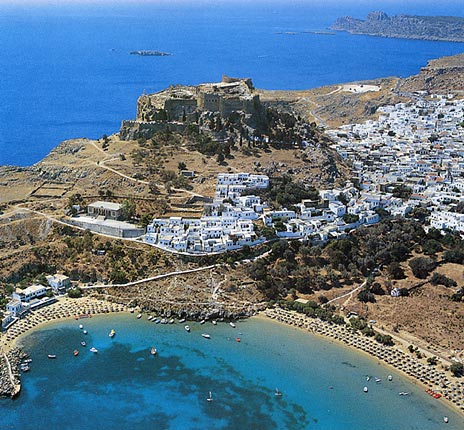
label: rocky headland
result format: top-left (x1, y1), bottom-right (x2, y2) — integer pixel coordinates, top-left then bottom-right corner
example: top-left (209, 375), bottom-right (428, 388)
top-left (331, 11), bottom-right (464, 43)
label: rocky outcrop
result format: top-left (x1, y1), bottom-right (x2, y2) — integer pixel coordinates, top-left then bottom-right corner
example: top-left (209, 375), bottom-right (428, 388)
top-left (398, 54), bottom-right (464, 93)
top-left (0, 348), bottom-right (26, 398)
top-left (331, 11), bottom-right (464, 42)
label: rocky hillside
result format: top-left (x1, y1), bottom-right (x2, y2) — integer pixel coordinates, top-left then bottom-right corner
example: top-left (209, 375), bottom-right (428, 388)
top-left (398, 54), bottom-right (464, 93)
top-left (331, 11), bottom-right (464, 42)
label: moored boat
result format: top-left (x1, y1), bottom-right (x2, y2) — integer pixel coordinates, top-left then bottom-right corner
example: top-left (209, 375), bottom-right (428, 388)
top-left (178, 318), bottom-right (186, 323)
top-left (81, 341), bottom-right (86, 347)
top-left (229, 322), bottom-right (236, 328)
top-left (150, 347), bottom-right (157, 355)
top-left (79, 324), bottom-right (83, 329)
top-left (200, 319), bottom-right (205, 325)
top-left (147, 316), bottom-right (153, 321)
top-left (109, 329), bottom-right (116, 338)
top-left (444, 416), bottom-right (449, 423)
top-left (363, 386), bottom-right (368, 393)
top-left (20, 363), bottom-right (30, 372)
top-left (73, 350), bottom-right (79, 356)
top-left (185, 325), bottom-right (190, 332)
top-left (212, 320), bottom-right (217, 325)
top-left (48, 354), bottom-right (57, 359)
top-left (83, 330), bottom-right (88, 335)
top-left (90, 347), bottom-right (98, 353)
top-left (201, 333), bottom-right (211, 339)
top-left (136, 314), bottom-right (142, 319)
top-left (168, 318), bottom-right (175, 324)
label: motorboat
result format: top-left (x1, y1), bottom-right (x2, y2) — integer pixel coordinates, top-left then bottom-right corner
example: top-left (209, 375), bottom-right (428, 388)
top-left (169, 318), bottom-right (175, 324)
top-left (155, 319), bottom-right (161, 324)
top-left (388, 375), bottom-right (393, 381)
top-left (161, 318), bottom-right (167, 324)
top-left (147, 315), bottom-right (153, 321)
top-left (109, 329), bottom-right (116, 338)
top-left (73, 350), bottom-right (79, 356)
top-left (207, 391), bottom-right (213, 402)
top-left (23, 358), bottom-right (32, 364)
top-left (366, 376), bottom-right (371, 381)
top-left (399, 392), bottom-right (409, 396)
top-left (375, 377), bottom-right (381, 383)
top-left (212, 320), bottom-right (217, 325)
top-left (83, 330), bottom-right (88, 335)
top-left (81, 341), bottom-right (87, 347)
top-left (178, 318), bottom-right (186, 323)
top-left (20, 363), bottom-right (30, 372)
top-left (185, 325), bottom-right (190, 332)
top-left (275, 388), bottom-right (282, 397)
top-left (90, 347), bottom-right (98, 353)
top-left (200, 320), bottom-right (205, 325)
top-left (136, 314), bottom-right (142, 319)
top-left (48, 354), bottom-right (57, 359)
top-left (229, 322), bottom-right (236, 328)
top-left (202, 333), bottom-right (211, 339)
top-left (363, 386), bottom-right (368, 393)
top-left (79, 324), bottom-right (83, 329)
top-left (235, 337), bottom-right (241, 342)
top-left (444, 416), bottom-right (449, 423)
top-left (150, 347), bottom-right (157, 355)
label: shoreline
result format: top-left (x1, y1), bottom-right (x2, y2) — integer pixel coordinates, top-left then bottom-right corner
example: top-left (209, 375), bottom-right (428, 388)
top-left (261, 307), bottom-right (464, 419)
top-left (2, 299), bottom-right (464, 419)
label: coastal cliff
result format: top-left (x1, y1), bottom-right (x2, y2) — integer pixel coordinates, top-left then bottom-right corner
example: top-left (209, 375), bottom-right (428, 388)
top-left (331, 11), bottom-right (464, 43)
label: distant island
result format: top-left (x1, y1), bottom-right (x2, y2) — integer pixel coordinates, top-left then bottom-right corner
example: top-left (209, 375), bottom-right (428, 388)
top-left (129, 50), bottom-right (171, 56)
top-left (331, 11), bottom-right (464, 43)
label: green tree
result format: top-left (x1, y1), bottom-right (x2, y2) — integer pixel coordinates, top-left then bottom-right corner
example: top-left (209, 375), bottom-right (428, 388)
top-left (450, 362), bottom-right (464, 377)
top-left (121, 200), bottom-right (136, 221)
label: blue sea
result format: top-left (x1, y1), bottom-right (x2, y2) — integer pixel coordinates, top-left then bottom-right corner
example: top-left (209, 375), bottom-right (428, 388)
top-left (0, 0), bottom-right (463, 166)
top-left (1, 314), bottom-right (462, 430)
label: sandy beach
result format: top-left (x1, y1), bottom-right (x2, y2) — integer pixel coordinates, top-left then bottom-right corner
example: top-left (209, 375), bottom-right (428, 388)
top-left (0, 296), bottom-right (128, 354)
top-left (262, 307), bottom-right (464, 418)
top-left (2, 298), bottom-right (464, 419)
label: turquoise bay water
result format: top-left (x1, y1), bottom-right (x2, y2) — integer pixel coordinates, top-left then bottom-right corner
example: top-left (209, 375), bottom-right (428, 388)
top-left (0, 1), bottom-right (463, 166)
top-left (1, 314), bottom-right (463, 430)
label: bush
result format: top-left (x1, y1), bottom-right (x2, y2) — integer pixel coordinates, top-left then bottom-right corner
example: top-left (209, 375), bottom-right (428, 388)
top-left (443, 249), bottom-right (464, 264)
top-left (357, 289), bottom-right (376, 303)
top-left (375, 333), bottom-right (394, 346)
top-left (450, 362), bottom-right (464, 377)
top-left (68, 287), bottom-right (83, 298)
top-left (408, 257), bottom-right (436, 279)
top-left (430, 272), bottom-right (457, 288)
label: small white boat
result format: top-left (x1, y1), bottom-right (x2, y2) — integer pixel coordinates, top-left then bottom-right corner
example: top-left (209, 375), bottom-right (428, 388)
top-left (229, 322), bottom-right (236, 328)
top-left (207, 391), bottom-right (213, 402)
top-left (366, 376), bottom-right (371, 381)
top-left (81, 341), bottom-right (87, 347)
top-left (147, 316), bottom-right (153, 321)
top-left (150, 347), bottom-right (157, 356)
top-left (169, 318), bottom-right (175, 324)
top-left (185, 325), bottom-right (190, 332)
top-left (202, 333), bottom-right (211, 339)
top-left (161, 318), bottom-right (167, 324)
top-left (179, 318), bottom-right (186, 323)
top-left (48, 354), bottom-right (57, 359)
top-left (109, 329), bottom-right (116, 338)
top-left (129, 308), bottom-right (134, 313)
top-left (79, 324), bottom-right (83, 329)
top-left (20, 364), bottom-right (30, 372)
top-left (24, 358), bottom-right (32, 364)
top-left (200, 320), bottom-right (205, 325)
top-left (90, 347), bottom-right (98, 353)
top-left (275, 388), bottom-right (282, 397)
top-left (155, 319), bottom-right (161, 324)
top-left (83, 330), bottom-right (88, 335)
top-left (399, 392), bottom-right (409, 396)
top-left (375, 377), bottom-right (381, 383)
top-left (363, 386), bottom-right (368, 393)
top-left (136, 314), bottom-right (142, 319)
top-left (387, 375), bottom-right (393, 381)
top-left (212, 320), bottom-right (217, 325)
top-left (444, 416), bottom-right (449, 423)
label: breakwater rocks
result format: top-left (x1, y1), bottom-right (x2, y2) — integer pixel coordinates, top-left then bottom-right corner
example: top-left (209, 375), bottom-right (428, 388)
top-left (0, 348), bottom-right (26, 398)
top-left (265, 308), bottom-right (464, 412)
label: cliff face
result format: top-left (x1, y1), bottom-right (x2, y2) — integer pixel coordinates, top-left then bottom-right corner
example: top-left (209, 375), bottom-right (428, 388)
top-left (331, 11), bottom-right (464, 42)
top-left (398, 54), bottom-right (464, 93)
